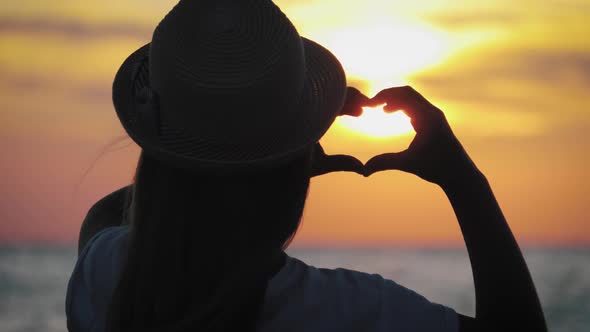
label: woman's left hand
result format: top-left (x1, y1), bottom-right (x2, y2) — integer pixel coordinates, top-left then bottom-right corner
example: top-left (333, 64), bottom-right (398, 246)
top-left (310, 87), bottom-right (368, 177)
top-left (311, 143), bottom-right (364, 177)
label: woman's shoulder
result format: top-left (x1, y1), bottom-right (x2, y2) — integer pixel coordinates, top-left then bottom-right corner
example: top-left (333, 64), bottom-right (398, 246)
top-left (66, 226), bottom-right (130, 331)
top-left (283, 255), bottom-right (392, 290)
top-left (270, 255), bottom-right (458, 332)
top-left (75, 225), bottom-right (130, 292)
top-left (84, 225), bottom-right (129, 252)
top-left (281, 255), bottom-right (408, 309)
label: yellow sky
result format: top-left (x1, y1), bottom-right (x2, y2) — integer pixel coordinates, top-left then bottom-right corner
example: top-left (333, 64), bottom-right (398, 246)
top-left (0, 0), bottom-right (588, 246)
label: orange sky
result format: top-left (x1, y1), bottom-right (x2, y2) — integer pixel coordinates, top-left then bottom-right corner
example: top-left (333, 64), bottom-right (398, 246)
top-left (0, 0), bottom-right (588, 246)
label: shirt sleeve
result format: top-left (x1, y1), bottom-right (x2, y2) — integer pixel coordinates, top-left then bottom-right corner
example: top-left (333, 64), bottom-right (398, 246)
top-left (373, 274), bottom-right (459, 332)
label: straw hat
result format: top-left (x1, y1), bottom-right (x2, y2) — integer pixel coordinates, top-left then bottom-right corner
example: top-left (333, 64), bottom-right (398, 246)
top-left (113, 0), bottom-right (346, 174)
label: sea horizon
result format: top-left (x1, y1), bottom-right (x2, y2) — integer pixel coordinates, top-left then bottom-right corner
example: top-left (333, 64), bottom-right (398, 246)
top-left (1, 246), bottom-right (588, 332)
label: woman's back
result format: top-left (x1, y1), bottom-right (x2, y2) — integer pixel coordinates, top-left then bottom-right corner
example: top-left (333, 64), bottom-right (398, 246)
top-left (67, 226), bottom-right (457, 332)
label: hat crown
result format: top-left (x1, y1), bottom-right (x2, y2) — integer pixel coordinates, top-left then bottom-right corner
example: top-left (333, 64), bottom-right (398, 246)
top-left (148, 0), bottom-right (306, 142)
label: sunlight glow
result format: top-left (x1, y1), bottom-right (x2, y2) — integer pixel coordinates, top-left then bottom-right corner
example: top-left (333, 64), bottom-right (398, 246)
top-left (311, 20), bottom-right (449, 138)
top-left (315, 21), bottom-right (451, 92)
top-left (337, 105), bottom-right (414, 138)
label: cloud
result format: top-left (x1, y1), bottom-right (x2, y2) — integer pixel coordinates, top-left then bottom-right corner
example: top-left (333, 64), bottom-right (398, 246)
top-left (0, 17), bottom-right (152, 40)
top-left (493, 50), bottom-right (590, 87)
top-left (404, 47), bottom-right (590, 140)
top-left (411, 48), bottom-right (590, 111)
top-left (0, 66), bottom-right (111, 105)
top-left (423, 0), bottom-right (590, 30)
top-left (425, 11), bottom-right (521, 30)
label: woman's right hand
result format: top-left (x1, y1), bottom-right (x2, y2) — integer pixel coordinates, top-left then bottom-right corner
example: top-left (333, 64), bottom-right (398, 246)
top-left (364, 86), bottom-right (482, 187)
top-left (366, 86), bottom-right (549, 331)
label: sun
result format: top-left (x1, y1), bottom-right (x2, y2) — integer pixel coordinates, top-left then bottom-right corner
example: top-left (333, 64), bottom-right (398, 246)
top-left (310, 20), bottom-right (449, 137)
top-left (337, 104), bottom-right (414, 138)
top-left (315, 21), bottom-right (450, 90)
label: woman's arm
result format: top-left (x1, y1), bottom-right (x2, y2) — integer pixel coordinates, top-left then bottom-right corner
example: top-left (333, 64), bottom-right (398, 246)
top-left (442, 171), bottom-right (546, 331)
top-left (364, 86), bottom-right (547, 331)
top-left (77, 185), bottom-right (132, 254)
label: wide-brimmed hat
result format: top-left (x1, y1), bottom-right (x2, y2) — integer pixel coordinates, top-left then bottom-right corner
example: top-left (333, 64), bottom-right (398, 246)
top-left (113, 0), bottom-right (347, 174)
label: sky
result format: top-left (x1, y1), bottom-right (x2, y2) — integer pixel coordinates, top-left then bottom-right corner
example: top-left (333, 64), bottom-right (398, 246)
top-left (0, 0), bottom-right (588, 247)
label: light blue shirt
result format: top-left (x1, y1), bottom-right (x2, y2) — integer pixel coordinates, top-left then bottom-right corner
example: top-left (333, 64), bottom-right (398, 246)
top-left (66, 226), bottom-right (458, 332)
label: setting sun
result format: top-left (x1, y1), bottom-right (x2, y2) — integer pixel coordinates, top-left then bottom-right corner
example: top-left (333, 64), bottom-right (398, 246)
top-left (313, 20), bottom-right (450, 92)
top-left (307, 20), bottom-right (448, 138)
top-left (337, 104), bottom-right (414, 138)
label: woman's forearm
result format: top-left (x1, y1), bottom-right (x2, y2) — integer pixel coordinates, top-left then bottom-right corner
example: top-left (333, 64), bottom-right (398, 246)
top-left (442, 171), bottom-right (547, 331)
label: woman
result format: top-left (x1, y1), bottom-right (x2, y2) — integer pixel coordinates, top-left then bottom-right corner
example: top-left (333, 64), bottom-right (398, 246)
top-left (66, 1), bottom-right (547, 331)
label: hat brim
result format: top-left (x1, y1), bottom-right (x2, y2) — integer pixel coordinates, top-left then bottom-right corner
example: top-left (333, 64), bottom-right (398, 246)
top-left (112, 38), bottom-right (346, 174)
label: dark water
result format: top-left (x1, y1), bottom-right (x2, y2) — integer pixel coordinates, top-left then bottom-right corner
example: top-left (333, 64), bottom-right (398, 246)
top-left (0, 247), bottom-right (587, 331)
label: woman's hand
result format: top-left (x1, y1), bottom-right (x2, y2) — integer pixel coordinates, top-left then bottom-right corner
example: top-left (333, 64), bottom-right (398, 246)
top-left (310, 143), bottom-right (364, 177)
top-left (364, 86), bottom-right (480, 187)
top-left (311, 87), bottom-right (369, 177)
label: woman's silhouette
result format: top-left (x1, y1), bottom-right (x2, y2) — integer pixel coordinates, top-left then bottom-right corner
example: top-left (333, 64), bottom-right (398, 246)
top-left (66, 1), bottom-right (547, 331)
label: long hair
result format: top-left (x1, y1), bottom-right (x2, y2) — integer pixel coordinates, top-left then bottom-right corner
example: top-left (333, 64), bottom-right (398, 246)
top-left (106, 147), bottom-right (313, 332)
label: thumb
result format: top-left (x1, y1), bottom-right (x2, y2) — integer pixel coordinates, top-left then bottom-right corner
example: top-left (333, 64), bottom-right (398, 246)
top-left (364, 152), bottom-right (411, 177)
top-left (311, 154), bottom-right (365, 177)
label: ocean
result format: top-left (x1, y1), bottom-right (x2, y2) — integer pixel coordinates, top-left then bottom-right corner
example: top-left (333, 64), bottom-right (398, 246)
top-left (0, 247), bottom-right (588, 331)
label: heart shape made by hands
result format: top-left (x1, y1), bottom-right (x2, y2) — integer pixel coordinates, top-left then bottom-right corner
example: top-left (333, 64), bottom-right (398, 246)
top-left (314, 85), bottom-right (472, 186)
top-left (312, 87), bottom-right (406, 178)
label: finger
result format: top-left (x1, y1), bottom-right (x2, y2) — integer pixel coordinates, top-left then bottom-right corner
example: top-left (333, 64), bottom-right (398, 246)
top-left (364, 152), bottom-right (410, 177)
top-left (312, 154), bottom-right (365, 177)
top-left (340, 87), bottom-right (370, 117)
top-left (369, 85), bottom-right (425, 105)
top-left (367, 86), bottom-right (430, 120)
